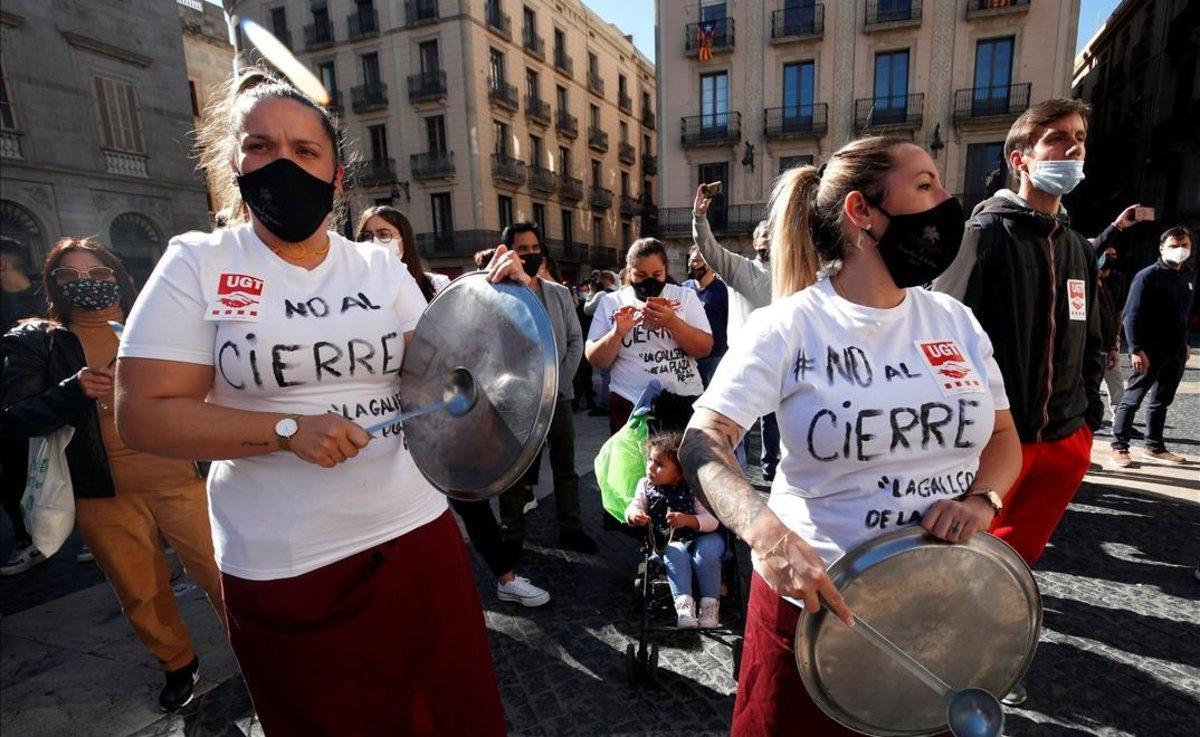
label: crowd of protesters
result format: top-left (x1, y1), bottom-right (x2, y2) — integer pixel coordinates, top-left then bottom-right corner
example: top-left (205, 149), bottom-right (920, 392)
top-left (0, 66), bottom-right (1195, 737)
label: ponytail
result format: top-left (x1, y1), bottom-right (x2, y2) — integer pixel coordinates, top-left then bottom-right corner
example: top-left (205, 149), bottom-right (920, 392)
top-left (768, 165), bottom-right (821, 300)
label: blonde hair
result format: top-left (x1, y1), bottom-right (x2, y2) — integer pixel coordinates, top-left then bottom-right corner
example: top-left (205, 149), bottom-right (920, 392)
top-left (769, 135), bottom-right (905, 300)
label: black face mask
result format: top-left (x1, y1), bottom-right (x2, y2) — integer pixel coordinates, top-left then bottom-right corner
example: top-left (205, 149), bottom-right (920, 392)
top-left (521, 252), bottom-right (544, 279)
top-left (237, 158), bottom-right (335, 243)
top-left (863, 197), bottom-right (965, 288)
top-left (689, 266), bottom-right (708, 281)
top-left (631, 277), bottom-right (666, 301)
top-left (755, 249), bottom-right (770, 263)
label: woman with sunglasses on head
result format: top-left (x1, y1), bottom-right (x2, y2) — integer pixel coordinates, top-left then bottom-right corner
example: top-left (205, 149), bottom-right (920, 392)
top-left (355, 205), bottom-right (450, 299)
top-left (1, 238), bottom-right (224, 712)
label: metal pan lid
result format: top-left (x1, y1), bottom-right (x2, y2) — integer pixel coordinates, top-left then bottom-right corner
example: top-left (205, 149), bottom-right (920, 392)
top-left (401, 274), bottom-right (558, 501)
top-left (794, 528), bottom-right (1041, 736)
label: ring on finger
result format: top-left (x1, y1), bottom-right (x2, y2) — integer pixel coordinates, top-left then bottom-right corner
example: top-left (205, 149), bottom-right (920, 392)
top-left (949, 520), bottom-right (963, 535)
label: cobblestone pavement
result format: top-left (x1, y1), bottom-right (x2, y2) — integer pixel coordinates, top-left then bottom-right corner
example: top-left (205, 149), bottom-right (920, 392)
top-left (2, 402), bottom-right (1198, 736)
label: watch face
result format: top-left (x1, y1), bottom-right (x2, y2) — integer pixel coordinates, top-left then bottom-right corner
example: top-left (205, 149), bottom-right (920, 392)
top-left (276, 418), bottom-right (299, 437)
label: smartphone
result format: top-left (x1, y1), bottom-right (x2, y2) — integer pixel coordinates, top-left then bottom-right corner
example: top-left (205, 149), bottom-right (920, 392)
top-left (1135, 206), bottom-right (1155, 222)
top-left (702, 181), bottom-right (723, 197)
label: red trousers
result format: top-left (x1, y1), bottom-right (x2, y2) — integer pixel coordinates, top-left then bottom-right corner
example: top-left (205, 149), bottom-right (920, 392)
top-left (221, 511), bottom-right (506, 737)
top-left (989, 425), bottom-right (1093, 567)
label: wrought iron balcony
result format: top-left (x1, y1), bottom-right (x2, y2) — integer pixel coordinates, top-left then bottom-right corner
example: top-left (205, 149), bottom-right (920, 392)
top-left (642, 153), bottom-right (658, 176)
top-left (488, 79), bottom-right (519, 112)
top-left (559, 175), bottom-right (584, 202)
top-left (554, 49), bottom-right (573, 77)
top-left (771, 4), bottom-right (824, 42)
top-left (486, 6), bottom-right (512, 40)
top-left (952, 83), bottom-right (1031, 123)
top-left (684, 17), bottom-right (734, 56)
top-left (410, 151), bottom-right (455, 180)
top-left (654, 204), bottom-right (767, 238)
top-left (588, 126), bottom-right (609, 153)
top-left (642, 109), bottom-right (656, 129)
top-left (351, 82), bottom-right (388, 112)
top-left (589, 186), bottom-right (613, 211)
top-left (681, 112), bottom-right (741, 147)
top-left (405, 0), bottom-right (439, 27)
top-left (587, 71), bottom-right (605, 97)
top-left (408, 70), bottom-right (447, 103)
top-left (529, 164), bottom-right (558, 193)
top-left (523, 29), bottom-right (545, 60)
top-left (491, 152), bottom-right (527, 186)
top-left (764, 104), bottom-right (829, 140)
top-left (592, 246), bottom-right (619, 265)
top-left (966, 0), bottom-right (1030, 20)
top-left (556, 110), bottom-right (578, 138)
top-left (864, 0), bottom-right (922, 30)
top-left (619, 194), bottom-right (640, 217)
top-left (526, 96), bottom-right (551, 126)
top-left (854, 93), bottom-right (924, 132)
top-left (618, 91), bottom-right (632, 113)
top-left (618, 142), bottom-right (636, 165)
top-left (304, 20), bottom-right (335, 49)
top-left (356, 158), bottom-right (395, 187)
top-left (347, 8), bottom-right (379, 40)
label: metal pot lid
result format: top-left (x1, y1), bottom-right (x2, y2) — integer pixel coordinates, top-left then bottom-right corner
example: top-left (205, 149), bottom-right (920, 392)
top-left (401, 273), bottom-right (558, 501)
top-left (794, 528), bottom-right (1042, 737)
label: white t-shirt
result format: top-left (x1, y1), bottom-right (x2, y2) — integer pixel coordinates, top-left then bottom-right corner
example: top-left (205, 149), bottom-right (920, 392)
top-left (587, 283), bottom-right (712, 402)
top-left (119, 224), bottom-right (447, 581)
top-left (697, 279), bottom-right (1009, 583)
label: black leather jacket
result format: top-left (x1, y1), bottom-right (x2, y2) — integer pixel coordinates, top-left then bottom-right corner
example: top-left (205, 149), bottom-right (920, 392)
top-left (1, 322), bottom-right (115, 499)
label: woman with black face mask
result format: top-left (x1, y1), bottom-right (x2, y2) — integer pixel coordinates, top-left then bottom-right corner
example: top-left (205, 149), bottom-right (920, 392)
top-left (1, 238), bottom-right (224, 712)
top-left (679, 137), bottom-right (1024, 736)
top-left (113, 69), bottom-right (506, 735)
top-left (585, 238), bottom-right (714, 434)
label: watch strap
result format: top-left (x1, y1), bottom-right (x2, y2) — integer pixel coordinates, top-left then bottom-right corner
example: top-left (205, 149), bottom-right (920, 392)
top-left (276, 414), bottom-right (302, 452)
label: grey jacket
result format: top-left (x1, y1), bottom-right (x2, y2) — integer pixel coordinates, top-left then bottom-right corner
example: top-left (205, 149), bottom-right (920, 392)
top-left (692, 214), bottom-right (772, 309)
top-left (538, 278), bottom-right (584, 401)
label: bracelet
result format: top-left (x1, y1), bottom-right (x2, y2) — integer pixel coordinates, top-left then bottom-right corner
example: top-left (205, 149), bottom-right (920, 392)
top-left (764, 530), bottom-right (794, 558)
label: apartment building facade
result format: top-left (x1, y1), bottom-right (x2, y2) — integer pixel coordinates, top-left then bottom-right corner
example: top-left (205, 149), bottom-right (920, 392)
top-left (235, 0), bottom-right (657, 279)
top-left (654, 0), bottom-right (1080, 251)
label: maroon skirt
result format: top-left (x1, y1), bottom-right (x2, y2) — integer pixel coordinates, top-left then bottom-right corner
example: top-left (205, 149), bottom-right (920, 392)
top-left (221, 510), bottom-right (506, 737)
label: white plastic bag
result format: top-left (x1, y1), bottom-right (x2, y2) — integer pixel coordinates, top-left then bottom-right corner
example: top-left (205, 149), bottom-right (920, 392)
top-left (21, 426), bottom-right (76, 557)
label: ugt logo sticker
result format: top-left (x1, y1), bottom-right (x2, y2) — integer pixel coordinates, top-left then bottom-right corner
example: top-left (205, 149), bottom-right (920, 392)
top-left (1067, 279), bottom-right (1086, 321)
top-left (916, 340), bottom-right (982, 397)
top-left (207, 273), bottom-right (264, 320)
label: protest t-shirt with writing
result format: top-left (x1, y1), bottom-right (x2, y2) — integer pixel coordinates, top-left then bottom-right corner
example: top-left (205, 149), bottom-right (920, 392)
top-left (587, 283), bottom-right (712, 402)
top-left (696, 279), bottom-right (1008, 586)
top-left (119, 225), bottom-right (446, 581)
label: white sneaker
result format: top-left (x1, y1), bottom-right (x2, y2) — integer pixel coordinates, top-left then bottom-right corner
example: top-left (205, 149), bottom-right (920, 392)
top-left (497, 575), bottom-right (551, 607)
top-left (674, 594), bottom-right (698, 629)
top-left (1, 544), bottom-right (46, 576)
top-left (76, 545), bottom-right (94, 563)
top-left (698, 597), bottom-right (720, 628)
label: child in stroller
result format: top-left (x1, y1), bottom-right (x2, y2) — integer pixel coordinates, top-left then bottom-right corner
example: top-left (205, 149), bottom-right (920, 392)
top-left (624, 431), bottom-right (726, 629)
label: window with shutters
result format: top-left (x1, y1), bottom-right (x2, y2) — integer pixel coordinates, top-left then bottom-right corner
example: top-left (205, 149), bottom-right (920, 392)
top-left (0, 55), bottom-right (15, 130)
top-left (92, 76), bottom-right (146, 154)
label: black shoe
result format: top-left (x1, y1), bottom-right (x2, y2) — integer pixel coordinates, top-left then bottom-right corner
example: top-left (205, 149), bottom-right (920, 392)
top-left (559, 529), bottom-right (598, 554)
top-left (159, 656), bottom-right (200, 712)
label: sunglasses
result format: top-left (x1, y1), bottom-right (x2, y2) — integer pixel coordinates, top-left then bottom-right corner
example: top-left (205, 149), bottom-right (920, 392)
top-left (51, 267), bottom-right (116, 282)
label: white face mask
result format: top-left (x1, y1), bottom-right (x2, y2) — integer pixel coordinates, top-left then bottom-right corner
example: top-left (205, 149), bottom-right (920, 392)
top-left (1027, 159), bottom-right (1085, 196)
top-left (373, 238), bottom-right (404, 261)
top-left (1162, 246), bottom-right (1191, 265)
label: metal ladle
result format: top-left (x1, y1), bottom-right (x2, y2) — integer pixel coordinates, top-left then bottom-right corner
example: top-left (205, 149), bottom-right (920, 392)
top-left (848, 614), bottom-right (1005, 737)
top-left (361, 367), bottom-right (477, 435)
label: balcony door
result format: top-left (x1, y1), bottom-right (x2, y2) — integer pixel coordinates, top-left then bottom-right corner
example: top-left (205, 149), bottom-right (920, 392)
top-left (783, 0), bottom-right (816, 33)
top-left (963, 142), bottom-right (1005, 211)
top-left (361, 52), bottom-right (381, 87)
top-left (873, 50), bottom-right (909, 124)
top-left (419, 40), bottom-right (440, 75)
top-left (782, 61), bottom-right (815, 132)
top-left (699, 72), bottom-right (729, 137)
top-left (973, 37), bottom-right (1014, 116)
top-left (426, 115), bottom-right (447, 154)
top-left (698, 162), bottom-right (728, 230)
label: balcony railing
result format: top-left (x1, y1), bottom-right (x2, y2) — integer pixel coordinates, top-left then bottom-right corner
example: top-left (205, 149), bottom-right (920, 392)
top-left (408, 70), bottom-right (447, 103)
top-left (351, 82), bottom-right (388, 112)
top-left (588, 126), bottom-right (609, 153)
top-left (556, 110), bottom-right (578, 138)
top-left (415, 230), bottom-right (504, 258)
top-left (559, 175), bottom-right (584, 201)
top-left (587, 70), bottom-right (605, 97)
top-left (618, 91), bottom-right (632, 113)
top-left (618, 141), bottom-right (636, 165)
top-left (405, 0), bottom-right (439, 27)
top-left (952, 83), bottom-right (1031, 123)
top-left (590, 186), bottom-right (614, 210)
top-left (103, 150), bottom-right (149, 178)
top-left (529, 164), bottom-right (558, 193)
top-left (356, 158), bottom-right (396, 187)
top-left (681, 112), bottom-right (742, 147)
top-left (684, 17), bottom-right (735, 56)
top-left (764, 104), bottom-right (829, 139)
top-left (966, 0), bottom-right (1030, 20)
top-left (642, 153), bottom-right (658, 175)
top-left (347, 8), bottom-right (379, 40)
top-left (491, 152), bottom-right (527, 185)
top-left (304, 21), bottom-right (335, 49)
top-left (592, 246), bottom-right (619, 266)
top-left (619, 194), bottom-right (640, 217)
top-left (554, 49), bottom-right (573, 77)
top-left (771, 4), bottom-right (825, 42)
top-left (488, 79), bottom-right (519, 112)
top-left (864, 0), bottom-right (922, 29)
top-left (411, 151), bottom-right (455, 180)
top-left (523, 29), bottom-right (545, 60)
top-left (854, 93), bottom-right (924, 132)
top-left (486, 7), bottom-right (512, 40)
top-left (525, 96), bottom-right (551, 126)
top-left (653, 204), bottom-right (767, 238)
top-left (642, 109), bottom-right (656, 129)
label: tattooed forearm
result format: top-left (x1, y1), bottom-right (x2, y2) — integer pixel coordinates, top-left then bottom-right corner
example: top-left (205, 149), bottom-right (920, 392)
top-left (680, 409), bottom-right (771, 547)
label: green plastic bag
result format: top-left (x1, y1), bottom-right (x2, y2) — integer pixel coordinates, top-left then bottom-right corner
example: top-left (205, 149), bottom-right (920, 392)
top-left (596, 412), bottom-right (650, 522)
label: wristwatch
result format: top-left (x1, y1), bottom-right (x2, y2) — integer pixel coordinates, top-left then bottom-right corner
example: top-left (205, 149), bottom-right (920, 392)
top-left (274, 414), bottom-right (301, 452)
top-left (961, 487), bottom-right (1003, 515)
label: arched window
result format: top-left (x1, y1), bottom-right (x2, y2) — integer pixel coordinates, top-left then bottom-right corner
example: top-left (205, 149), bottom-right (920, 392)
top-left (0, 200), bottom-right (47, 277)
top-left (108, 212), bottom-right (162, 286)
